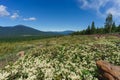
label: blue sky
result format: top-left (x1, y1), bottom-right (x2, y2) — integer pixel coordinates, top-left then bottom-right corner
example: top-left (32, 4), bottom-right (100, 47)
top-left (0, 0), bottom-right (120, 31)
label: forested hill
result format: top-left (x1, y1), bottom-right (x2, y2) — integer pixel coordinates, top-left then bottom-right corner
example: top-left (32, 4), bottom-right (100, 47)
top-left (0, 25), bottom-right (74, 37)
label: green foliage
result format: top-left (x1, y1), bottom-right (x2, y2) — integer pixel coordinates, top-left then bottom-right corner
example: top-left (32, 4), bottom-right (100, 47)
top-left (117, 25), bottom-right (120, 32)
top-left (36, 68), bottom-right (45, 80)
top-left (0, 36), bottom-right (57, 43)
top-left (91, 21), bottom-right (96, 34)
top-left (105, 13), bottom-right (113, 33)
top-left (0, 35), bottom-right (120, 80)
top-left (86, 25), bottom-right (91, 34)
top-left (72, 13), bottom-right (120, 35)
top-left (111, 22), bottom-right (117, 33)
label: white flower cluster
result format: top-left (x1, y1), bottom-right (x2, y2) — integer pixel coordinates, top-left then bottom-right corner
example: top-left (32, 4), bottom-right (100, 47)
top-left (0, 36), bottom-right (120, 80)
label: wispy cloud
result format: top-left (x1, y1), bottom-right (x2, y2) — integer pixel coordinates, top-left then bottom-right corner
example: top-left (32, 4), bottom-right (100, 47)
top-left (105, 0), bottom-right (120, 18)
top-left (78, 0), bottom-right (120, 20)
top-left (0, 5), bottom-right (10, 17)
top-left (78, 0), bottom-right (109, 10)
top-left (23, 17), bottom-right (36, 21)
top-left (0, 5), bottom-right (36, 21)
top-left (10, 13), bottom-right (19, 19)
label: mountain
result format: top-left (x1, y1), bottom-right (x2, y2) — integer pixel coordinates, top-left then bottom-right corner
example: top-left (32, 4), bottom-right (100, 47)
top-left (0, 25), bottom-right (73, 37)
top-left (0, 25), bottom-right (59, 37)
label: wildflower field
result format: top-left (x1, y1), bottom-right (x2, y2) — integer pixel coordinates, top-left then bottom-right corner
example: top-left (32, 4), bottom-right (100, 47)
top-left (0, 35), bottom-right (120, 80)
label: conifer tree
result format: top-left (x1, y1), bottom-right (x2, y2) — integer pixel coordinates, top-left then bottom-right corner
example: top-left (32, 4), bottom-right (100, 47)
top-left (91, 21), bottom-right (96, 34)
top-left (105, 13), bottom-right (113, 33)
top-left (86, 25), bottom-right (91, 34)
top-left (117, 25), bottom-right (120, 32)
top-left (112, 22), bottom-right (116, 33)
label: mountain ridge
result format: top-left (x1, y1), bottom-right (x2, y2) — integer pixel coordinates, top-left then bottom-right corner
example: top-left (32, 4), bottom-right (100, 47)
top-left (0, 25), bottom-right (74, 37)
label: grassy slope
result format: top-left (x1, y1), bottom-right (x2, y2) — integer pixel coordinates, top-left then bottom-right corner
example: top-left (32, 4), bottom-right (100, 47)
top-left (0, 35), bottom-right (120, 80)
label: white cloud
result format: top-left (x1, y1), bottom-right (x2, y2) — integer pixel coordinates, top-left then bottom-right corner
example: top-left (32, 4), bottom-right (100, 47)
top-left (106, 0), bottom-right (120, 18)
top-left (0, 5), bottom-right (10, 17)
top-left (78, 0), bottom-right (109, 10)
top-left (23, 17), bottom-right (36, 21)
top-left (78, 0), bottom-right (120, 20)
top-left (10, 13), bottom-right (19, 19)
top-left (0, 5), bottom-right (36, 21)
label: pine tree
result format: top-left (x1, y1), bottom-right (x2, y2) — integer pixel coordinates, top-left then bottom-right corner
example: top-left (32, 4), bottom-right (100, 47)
top-left (117, 25), bottom-right (120, 32)
top-left (91, 21), bottom-right (96, 34)
top-left (86, 25), bottom-right (91, 34)
top-left (105, 13), bottom-right (113, 33)
top-left (112, 22), bottom-right (116, 33)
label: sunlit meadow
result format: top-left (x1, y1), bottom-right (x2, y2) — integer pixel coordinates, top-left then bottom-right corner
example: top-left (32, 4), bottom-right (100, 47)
top-left (0, 35), bottom-right (120, 80)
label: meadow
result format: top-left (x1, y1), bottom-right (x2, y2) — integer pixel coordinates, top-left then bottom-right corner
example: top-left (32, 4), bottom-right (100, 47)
top-left (0, 35), bottom-right (120, 80)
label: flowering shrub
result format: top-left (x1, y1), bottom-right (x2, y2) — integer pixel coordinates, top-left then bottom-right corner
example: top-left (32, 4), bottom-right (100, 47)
top-left (0, 35), bottom-right (120, 80)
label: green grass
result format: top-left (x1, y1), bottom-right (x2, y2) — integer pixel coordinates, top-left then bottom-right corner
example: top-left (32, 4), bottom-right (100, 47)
top-left (0, 35), bottom-right (120, 80)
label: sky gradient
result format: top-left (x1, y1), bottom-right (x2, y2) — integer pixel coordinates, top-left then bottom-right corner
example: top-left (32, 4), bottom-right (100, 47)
top-left (0, 0), bottom-right (120, 31)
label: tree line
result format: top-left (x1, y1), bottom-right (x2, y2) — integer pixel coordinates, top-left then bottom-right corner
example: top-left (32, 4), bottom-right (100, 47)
top-left (72, 13), bottom-right (120, 35)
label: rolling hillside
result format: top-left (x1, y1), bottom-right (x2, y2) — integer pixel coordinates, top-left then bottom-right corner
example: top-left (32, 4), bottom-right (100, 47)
top-left (0, 25), bottom-right (74, 37)
top-left (0, 25), bottom-right (58, 37)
